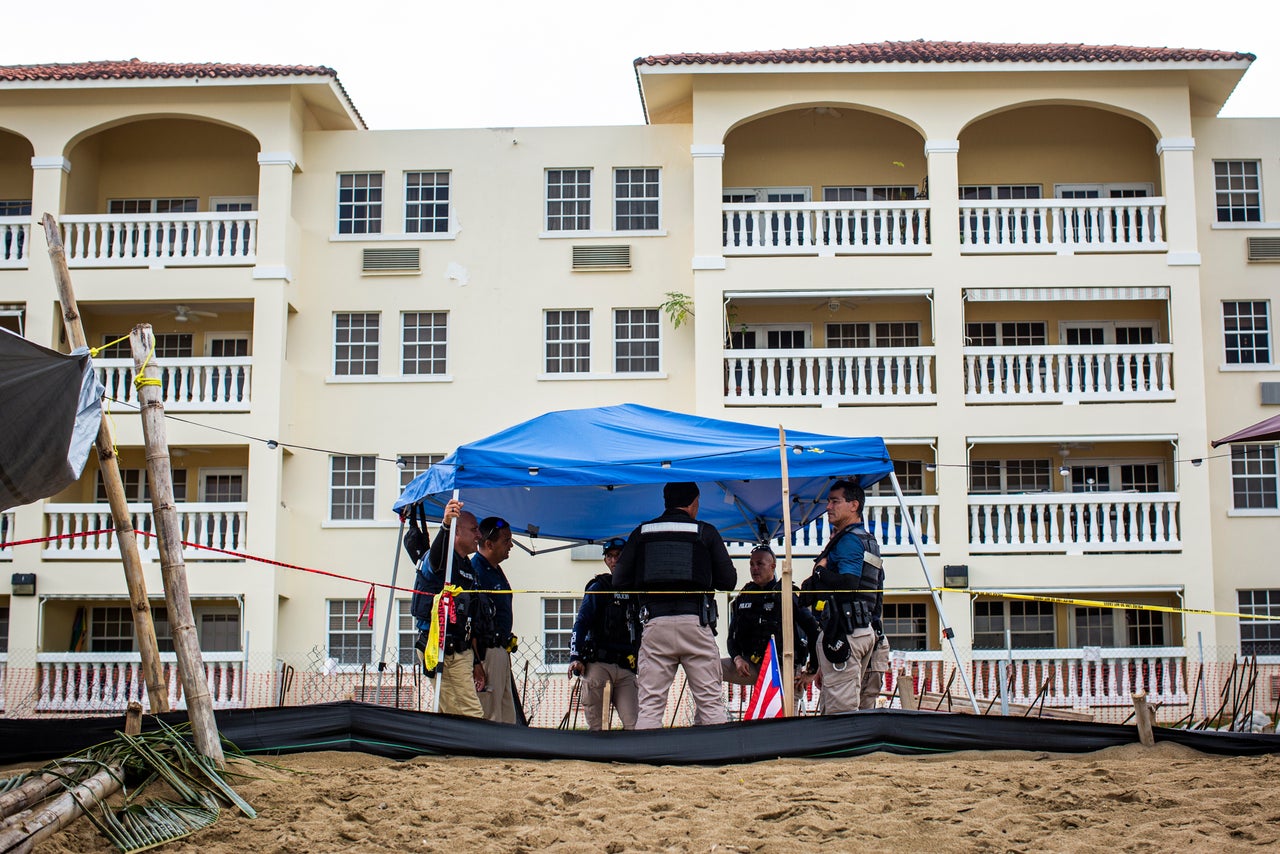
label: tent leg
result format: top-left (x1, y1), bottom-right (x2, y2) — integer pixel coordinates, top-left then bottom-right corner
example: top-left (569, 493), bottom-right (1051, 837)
top-left (375, 517), bottom-right (407, 703)
top-left (888, 471), bottom-right (981, 714)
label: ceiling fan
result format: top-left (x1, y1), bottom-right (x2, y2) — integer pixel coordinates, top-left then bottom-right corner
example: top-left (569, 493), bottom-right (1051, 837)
top-left (171, 305), bottom-right (219, 323)
top-left (811, 298), bottom-right (860, 313)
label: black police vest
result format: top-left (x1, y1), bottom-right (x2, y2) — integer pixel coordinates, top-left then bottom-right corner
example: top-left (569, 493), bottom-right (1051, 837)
top-left (585, 574), bottom-right (640, 660)
top-left (821, 525), bottom-right (884, 610)
top-left (635, 519), bottom-right (713, 590)
top-left (731, 586), bottom-right (781, 659)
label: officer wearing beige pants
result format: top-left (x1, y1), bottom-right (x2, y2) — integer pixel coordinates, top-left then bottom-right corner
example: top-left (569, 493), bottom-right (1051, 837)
top-left (613, 482), bottom-right (737, 729)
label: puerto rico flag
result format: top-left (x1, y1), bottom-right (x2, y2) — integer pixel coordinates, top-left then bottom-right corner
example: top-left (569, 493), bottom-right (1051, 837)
top-left (744, 637), bottom-right (785, 720)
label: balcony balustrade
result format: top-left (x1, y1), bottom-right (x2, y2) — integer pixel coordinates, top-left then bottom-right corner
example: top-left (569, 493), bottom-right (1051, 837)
top-left (725, 496), bottom-right (941, 557)
top-left (959, 199), bottom-right (1166, 253)
top-left (972, 647), bottom-right (1188, 707)
top-left (43, 502), bottom-right (248, 560)
top-left (95, 357), bottom-right (252, 412)
top-left (0, 216), bottom-right (29, 268)
top-left (968, 492), bottom-right (1180, 553)
top-left (33, 652), bottom-right (246, 713)
top-left (723, 201), bottom-right (929, 255)
top-left (61, 211), bottom-right (257, 268)
top-left (724, 347), bottom-right (936, 406)
top-left (963, 345), bottom-right (1174, 403)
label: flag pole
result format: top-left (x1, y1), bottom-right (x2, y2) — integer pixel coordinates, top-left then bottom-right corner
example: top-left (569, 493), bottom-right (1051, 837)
top-left (777, 427), bottom-right (795, 717)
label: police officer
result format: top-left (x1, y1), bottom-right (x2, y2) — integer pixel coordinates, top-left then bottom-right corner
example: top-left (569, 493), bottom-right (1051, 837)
top-left (805, 479), bottom-right (883, 714)
top-left (612, 482), bottom-right (737, 729)
top-left (472, 516), bottom-right (519, 724)
top-left (568, 537), bottom-right (640, 730)
top-left (410, 498), bottom-right (488, 718)
top-left (860, 623), bottom-right (892, 710)
top-left (721, 544), bottom-right (820, 687)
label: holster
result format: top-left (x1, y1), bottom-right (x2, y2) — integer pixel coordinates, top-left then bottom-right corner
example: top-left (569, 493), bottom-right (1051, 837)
top-left (699, 595), bottom-right (719, 633)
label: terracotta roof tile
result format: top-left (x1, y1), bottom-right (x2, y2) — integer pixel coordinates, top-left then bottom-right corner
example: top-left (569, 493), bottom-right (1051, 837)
top-left (0, 59), bottom-right (338, 82)
top-left (636, 41), bottom-right (1255, 67)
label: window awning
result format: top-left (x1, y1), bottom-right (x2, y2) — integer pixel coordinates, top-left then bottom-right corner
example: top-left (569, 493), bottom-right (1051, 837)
top-left (964, 286), bottom-right (1169, 302)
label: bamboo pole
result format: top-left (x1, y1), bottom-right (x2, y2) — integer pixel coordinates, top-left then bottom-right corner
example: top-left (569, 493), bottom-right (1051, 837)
top-left (1132, 691), bottom-right (1156, 747)
top-left (40, 214), bottom-right (169, 714)
top-left (0, 766), bottom-right (122, 854)
top-left (777, 426), bottom-right (795, 717)
top-left (129, 324), bottom-right (224, 767)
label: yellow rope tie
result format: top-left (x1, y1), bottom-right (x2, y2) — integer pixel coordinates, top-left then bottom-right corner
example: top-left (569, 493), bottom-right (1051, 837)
top-left (132, 336), bottom-right (163, 390)
top-left (87, 334), bottom-right (131, 359)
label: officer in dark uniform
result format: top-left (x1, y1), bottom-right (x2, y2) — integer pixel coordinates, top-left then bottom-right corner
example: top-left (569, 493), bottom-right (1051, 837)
top-left (410, 498), bottom-right (489, 718)
top-left (568, 536), bottom-right (641, 730)
top-left (612, 482), bottom-right (737, 728)
top-left (721, 544), bottom-right (820, 687)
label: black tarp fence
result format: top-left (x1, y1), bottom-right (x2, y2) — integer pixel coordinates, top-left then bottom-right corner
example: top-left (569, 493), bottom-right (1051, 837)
top-left (3, 703), bottom-right (1279, 768)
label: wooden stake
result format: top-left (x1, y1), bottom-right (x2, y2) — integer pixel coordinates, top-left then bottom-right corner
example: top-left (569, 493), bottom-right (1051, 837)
top-left (129, 324), bottom-right (224, 767)
top-left (40, 214), bottom-right (169, 715)
top-left (897, 666), bottom-right (919, 710)
top-left (1132, 691), bottom-right (1156, 747)
top-left (124, 701), bottom-right (144, 736)
top-left (777, 426), bottom-right (795, 717)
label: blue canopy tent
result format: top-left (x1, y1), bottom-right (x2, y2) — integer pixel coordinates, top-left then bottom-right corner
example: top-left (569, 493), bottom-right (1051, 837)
top-left (393, 403), bottom-right (894, 543)
top-left (388, 403), bottom-right (979, 713)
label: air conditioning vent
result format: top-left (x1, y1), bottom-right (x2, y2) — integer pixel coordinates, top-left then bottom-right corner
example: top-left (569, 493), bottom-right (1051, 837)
top-left (1261, 382), bottom-right (1280, 406)
top-left (362, 247), bottom-right (420, 273)
top-left (1246, 237), bottom-right (1280, 262)
top-left (572, 244), bottom-right (631, 271)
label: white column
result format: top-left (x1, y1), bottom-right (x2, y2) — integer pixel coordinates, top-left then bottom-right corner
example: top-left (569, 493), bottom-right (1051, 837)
top-left (690, 144), bottom-right (725, 271)
top-left (1156, 137), bottom-right (1199, 267)
top-left (253, 152), bottom-right (297, 282)
top-left (924, 140), bottom-right (960, 256)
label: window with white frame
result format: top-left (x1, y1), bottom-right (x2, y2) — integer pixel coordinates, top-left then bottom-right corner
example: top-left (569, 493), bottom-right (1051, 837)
top-left (614, 308), bottom-right (659, 372)
top-left (869, 460), bottom-right (925, 496)
top-left (1238, 590), bottom-right (1280, 656)
top-left (199, 613), bottom-right (241, 652)
top-left (398, 454), bottom-right (444, 491)
top-left (1214, 160), bottom-right (1262, 223)
top-left (336, 172), bottom-right (383, 235)
top-left (1231, 444), bottom-right (1279, 510)
top-left (544, 310), bottom-right (590, 373)
top-left (826, 322), bottom-right (921, 348)
top-left (1222, 301), bottom-right (1271, 365)
top-left (89, 606), bottom-right (172, 653)
top-left (824, 186), bottom-right (918, 202)
top-left (96, 468), bottom-right (187, 503)
top-left (0, 605), bottom-right (8, 653)
top-left (973, 600), bottom-right (1056, 649)
top-left (330, 455), bottom-right (377, 521)
top-left (882, 602), bottom-right (927, 651)
top-left (614, 168), bottom-right (660, 230)
top-left (334, 313), bottom-right (380, 376)
top-left (960, 185), bottom-right (1043, 200)
top-left (108, 198), bottom-right (198, 214)
top-left (401, 312), bottom-right (448, 375)
top-left (100, 332), bottom-right (193, 359)
top-left (545, 169), bottom-right (591, 231)
top-left (1072, 605), bottom-right (1167, 647)
top-left (969, 460), bottom-right (1051, 494)
top-left (397, 600), bottom-right (417, 665)
top-left (200, 470), bottom-right (245, 503)
top-left (327, 599), bottom-right (373, 665)
top-left (543, 597), bottom-right (581, 665)
top-left (964, 322), bottom-right (1048, 347)
top-left (405, 171), bottom-right (450, 234)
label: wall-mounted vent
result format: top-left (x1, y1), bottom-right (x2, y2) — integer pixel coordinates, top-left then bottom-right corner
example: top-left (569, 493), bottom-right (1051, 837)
top-left (572, 244), bottom-right (631, 271)
top-left (1246, 236), bottom-right (1280, 262)
top-left (362, 247), bottom-right (420, 273)
top-left (1261, 382), bottom-right (1280, 406)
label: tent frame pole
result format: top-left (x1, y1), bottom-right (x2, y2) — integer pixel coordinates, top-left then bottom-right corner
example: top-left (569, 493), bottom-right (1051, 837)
top-left (375, 516), bottom-right (407, 703)
top-left (777, 428), bottom-right (795, 716)
top-left (888, 471), bottom-right (981, 714)
top-left (432, 489), bottom-right (461, 713)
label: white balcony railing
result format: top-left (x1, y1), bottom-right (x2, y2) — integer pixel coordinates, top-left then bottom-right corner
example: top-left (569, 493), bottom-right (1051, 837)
top-left (959, 199), bottom-right (1166, 253)
top-left (43, 502), bottom-right (248, 560)
top-left (0, 215), bottom-right (29, 268)
top-left (725, 347), bottom-right (936, 405)
top-left (972, 647), bottom-right (1188, 707)
top-left (968, 492), bottom-right (1180, 553)
top-left (723, 201), bottom-right (930, 255)
top-left (95, 357), bottom-right (252, 411)
top-left (61, 212), bottom-right (257, 268)
top-left (726, 496), bottom-right (941, 557)
top-left (963, 345), bottom-right (1174, 403)
top-left (0, 511), bottom-right (14, 560)
top-left (34, 652), bottom-right (246, 712)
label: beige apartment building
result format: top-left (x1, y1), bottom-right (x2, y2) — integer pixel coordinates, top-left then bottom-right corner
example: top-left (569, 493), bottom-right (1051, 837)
top-left (0, 42), bottom-right (1276, 722)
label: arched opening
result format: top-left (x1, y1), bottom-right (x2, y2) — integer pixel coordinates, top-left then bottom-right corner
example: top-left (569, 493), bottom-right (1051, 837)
top-left (722, 107), bottom-right (927, 255)
top-left (0, 129), bottom-right (34, 268)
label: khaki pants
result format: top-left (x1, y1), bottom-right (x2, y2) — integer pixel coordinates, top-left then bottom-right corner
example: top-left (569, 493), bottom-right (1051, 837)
top-left (479, 646), bottom-right (517, 724)
top-left (582, 661), bottom-right (639, 730)
top-left (720, 656), bottom-right (760, 687)
top-left (859, 635), bottom-right (891, 710)
top-left (437, 651), bottom-right (483, 718)
top-left (816, 627), bottom-right (876, 714)
top-left (635, 614), bottom-right (726, 729)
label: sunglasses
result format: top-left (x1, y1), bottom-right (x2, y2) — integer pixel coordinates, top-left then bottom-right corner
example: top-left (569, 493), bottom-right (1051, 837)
top-left (479, 517), bottom-right (510, 541)
top-left (602, 537), bottom-right (627, 552)
top-left (750, 544), bottom-right (775, 556)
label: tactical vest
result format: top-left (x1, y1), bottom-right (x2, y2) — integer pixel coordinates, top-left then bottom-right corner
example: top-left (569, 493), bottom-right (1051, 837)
top-left (635, 519), bottom-right (713, 590)
top-left (731, 581), bottom-right (812, 664)
top-left (581, 574), bottom-right (640, 667)
top-left (819, 525), bottom-right (884, 630)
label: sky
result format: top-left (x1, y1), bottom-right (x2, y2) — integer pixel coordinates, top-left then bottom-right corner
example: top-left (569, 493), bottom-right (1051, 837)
top-left (4, 0), bottom-right (1277, 129)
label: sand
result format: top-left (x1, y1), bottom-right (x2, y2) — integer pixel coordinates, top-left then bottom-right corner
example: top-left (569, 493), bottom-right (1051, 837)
top-left (24, 743), bottom-right (1280, 853)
